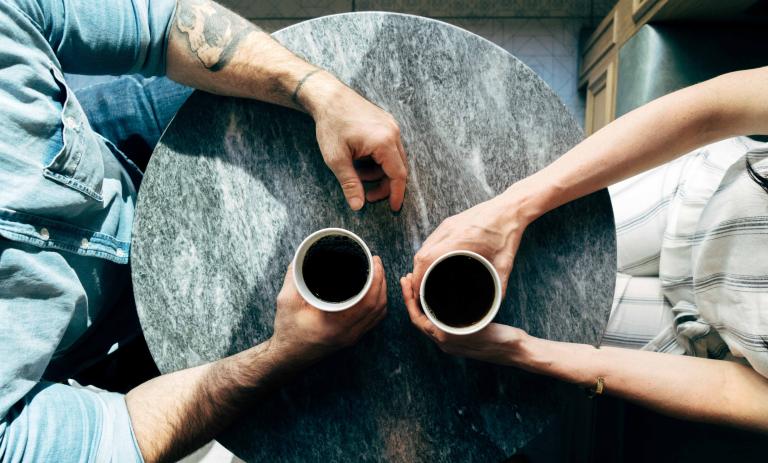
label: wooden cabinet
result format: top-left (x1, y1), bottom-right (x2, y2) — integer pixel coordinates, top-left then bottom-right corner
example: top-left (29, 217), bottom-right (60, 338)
top-left (585, 59), bottom-right (616, 134)
top-left (581, 11), bottom-right (617, 82)
top-left (631, 0), bottom-right (663, 21)
top-left (581, 11), bottom-right (618, 134)
top-left (579, 0), bottom-right (761, 135)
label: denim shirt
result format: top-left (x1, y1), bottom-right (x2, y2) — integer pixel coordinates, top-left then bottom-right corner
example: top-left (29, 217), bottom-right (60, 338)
top-left (0, 0), bottom-right (177, 263)
top-left (0, 0), bottom-right (177, 461)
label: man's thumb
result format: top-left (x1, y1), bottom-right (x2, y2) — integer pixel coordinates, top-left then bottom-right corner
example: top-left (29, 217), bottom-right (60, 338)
top-left (330, 159), bottom-right (365, 211)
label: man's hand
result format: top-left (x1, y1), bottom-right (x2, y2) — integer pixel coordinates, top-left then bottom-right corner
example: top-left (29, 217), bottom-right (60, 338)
top-left (127, 258), bottom-right (387, 462)
top-left (270, 256), bottom-right (389, 364)
top-left (299, 72), bottom-right (408, 212)
top-left (400, 273), bottom-right (527, 365)
top-left (167, 1), bottom-right (408, 212)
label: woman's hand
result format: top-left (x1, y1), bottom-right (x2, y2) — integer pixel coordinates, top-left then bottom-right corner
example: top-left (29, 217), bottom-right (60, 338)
top-left (400, 273), bottom-right (528, 365)
top-left (409, 189), bottom-right (534, 296)
top-left (271, 256), bottom-right (388, 364)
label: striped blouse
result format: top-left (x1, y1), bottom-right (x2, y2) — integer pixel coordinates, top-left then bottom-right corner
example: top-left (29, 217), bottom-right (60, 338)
top-left (605, 137), bottom-right (768, 377)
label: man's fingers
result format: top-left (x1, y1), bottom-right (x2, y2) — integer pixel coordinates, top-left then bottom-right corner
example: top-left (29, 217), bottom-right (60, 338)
top-left (357, 256), bottom-right (385, 310)
top-left (282, 262), bottom-right (295, 286)
top-left (366, 178), bottom-right (391, 203)
top-left (327, 150), bottom-right (365, 211)
top-left (373, 305), bottom-right (388, 325)
top-left (342, 256), bottom-right (382, 326)
top-left (388, 176), bottom-right (406, 212)
top-left (361, 269), bottom-right (388, 327)
top-left (366, 256), bottom-right (387, 311)
top-left (396, 138), bottom-right (407, 168)
top-left (353, 257), bottom-right (388, 331)
top-left (377, 266), bottom-right (388, 307)
top-left (392, 139), bottom-right (408, 210)
top-left (359, 168), bottom-right (386, 182)
top-left (356, 160), bottom-right (386, 182)
top-left (359, 300), bottom-right (388, 334)
top-left (372, 146), bottom-right (407, 212)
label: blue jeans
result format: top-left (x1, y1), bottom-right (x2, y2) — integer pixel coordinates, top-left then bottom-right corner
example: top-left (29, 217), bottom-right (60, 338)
top-left (42, 76), bottom-right (193, 386)
top-left (73, 75), bottom-right (194, 173)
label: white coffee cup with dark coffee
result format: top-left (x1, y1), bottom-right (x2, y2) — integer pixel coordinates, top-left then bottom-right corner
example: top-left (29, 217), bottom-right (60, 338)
top-left (419, 250), bottom-right (502, 335)
top-left (293, 228), bottom-right (374, 312)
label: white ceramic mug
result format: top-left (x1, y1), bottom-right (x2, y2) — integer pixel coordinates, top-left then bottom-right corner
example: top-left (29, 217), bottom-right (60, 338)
top-left (419, 250), bottom-right (502, 335)
top-left (292, 228), bottom-right (374, 312)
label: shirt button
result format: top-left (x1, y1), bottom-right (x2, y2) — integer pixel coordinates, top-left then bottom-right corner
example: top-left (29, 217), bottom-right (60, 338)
top-left (64, 116), bottom-right (78, 129)
top-left (116, 248), bottom-right (125, 258)
top-left (39, 228), bottom-right (50, 240)
top-left (80, 238), bottom-right (90, 249)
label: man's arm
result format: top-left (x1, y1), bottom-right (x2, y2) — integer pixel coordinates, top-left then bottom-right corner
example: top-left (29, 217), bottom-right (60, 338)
top-left (16, 0), bottom-right (407, 210)
top-left (400, 274), bottom-right (768, 433)
top-left (127, 258), bottom-right (388, 463)
top-left (125, 340), bottom-right (298, 462)
top-left (165, 0), bottom-right (408, 211)
top-left (166, 0), bottom-right (312, 109)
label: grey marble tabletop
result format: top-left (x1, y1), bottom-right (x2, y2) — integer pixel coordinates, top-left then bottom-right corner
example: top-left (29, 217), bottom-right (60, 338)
top-left (132, 12), bottom-right (616, 463)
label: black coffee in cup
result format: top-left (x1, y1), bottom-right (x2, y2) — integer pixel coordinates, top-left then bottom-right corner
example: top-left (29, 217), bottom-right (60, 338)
top-left (423, 255), bottom-right (495, 327)
top-left (302, 235), bottom-right (369, 303)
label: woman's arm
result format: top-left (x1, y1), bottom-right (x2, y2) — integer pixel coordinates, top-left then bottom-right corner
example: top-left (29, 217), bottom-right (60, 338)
top-left (400, 274), bottom-right (768, 433)
top-left (409, 67), bottom-right (768, 290)
top-left (525, 337), bottom-right (768, 432)
top-left (505, 66), bottom-right (768, 225)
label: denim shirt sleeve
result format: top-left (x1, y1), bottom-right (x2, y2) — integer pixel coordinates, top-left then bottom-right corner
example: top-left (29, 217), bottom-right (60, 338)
top-left (0, 241), bottom-right (141, 462)
top-left (10, 0), bottom-right (177, 76)
top-left (0, 382), bottom-right (143, 463)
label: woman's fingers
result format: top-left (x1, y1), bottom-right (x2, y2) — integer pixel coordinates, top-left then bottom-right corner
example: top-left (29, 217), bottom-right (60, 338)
top-left (400, 273), bottom-right (433, 334)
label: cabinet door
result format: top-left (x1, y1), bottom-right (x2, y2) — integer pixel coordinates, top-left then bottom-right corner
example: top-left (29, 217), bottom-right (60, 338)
top-left (632, 0), bottom-right (665, 21)
top-left (585, 60), bottom-right (617, 135)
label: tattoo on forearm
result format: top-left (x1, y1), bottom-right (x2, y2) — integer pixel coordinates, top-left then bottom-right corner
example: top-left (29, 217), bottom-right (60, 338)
top-left (291, 70), bottom-right (321, 106)
top-left (175, 0), bottom-right (257, 71)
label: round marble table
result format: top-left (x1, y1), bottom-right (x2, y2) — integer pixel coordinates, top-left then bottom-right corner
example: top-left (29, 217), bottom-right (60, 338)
top-left (132, 12), bottom-right (616, 462)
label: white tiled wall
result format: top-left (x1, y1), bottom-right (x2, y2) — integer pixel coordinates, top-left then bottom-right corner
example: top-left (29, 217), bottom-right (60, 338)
top-left (222, 0), bottom-right (349, 18)
top-left (442, 17), bottom-right (585, 122)
top-left (224, 0), bottom-right (612, 19)
top-left (355, 0), bottom-right (608, 18)
top-left (225, 1), bottom-right (616, 125)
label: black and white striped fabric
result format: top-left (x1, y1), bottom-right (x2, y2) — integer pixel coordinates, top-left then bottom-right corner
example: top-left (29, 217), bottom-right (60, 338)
top-left (602, 137), bottom-right (768, 377)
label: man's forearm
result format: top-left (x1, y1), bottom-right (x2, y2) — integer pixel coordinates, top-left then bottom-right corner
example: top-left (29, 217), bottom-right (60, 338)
top-left (125, 339), bottom-right (303, 463)
top-left (166, 0), bottom-right (339, 115)
top-left (510, 336), bottom-right (768, 432)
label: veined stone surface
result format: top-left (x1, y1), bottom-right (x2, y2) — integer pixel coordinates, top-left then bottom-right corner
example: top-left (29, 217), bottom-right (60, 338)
top-left (132, 12), bottom-right (615, 462)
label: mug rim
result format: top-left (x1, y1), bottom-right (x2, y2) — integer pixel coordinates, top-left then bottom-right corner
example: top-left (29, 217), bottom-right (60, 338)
top-left (292, 228), bottom-right (374, 312)
top-left (419, 250), bottom-right (502, 335)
